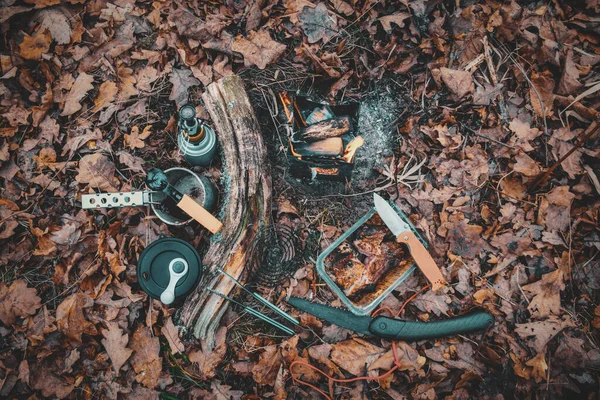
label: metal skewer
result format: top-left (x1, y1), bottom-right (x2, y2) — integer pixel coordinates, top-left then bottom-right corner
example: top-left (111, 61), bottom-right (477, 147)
top-left (217, 268), bottom-right (300, 326)
top-left (207, 288), bottom-right (295, 335)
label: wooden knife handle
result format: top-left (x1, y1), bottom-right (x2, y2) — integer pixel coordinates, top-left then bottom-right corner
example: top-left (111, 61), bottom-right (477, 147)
top-left (397, 231), bottom-right (446, 291)
top-left (177, 194), bottom-right (223, 234)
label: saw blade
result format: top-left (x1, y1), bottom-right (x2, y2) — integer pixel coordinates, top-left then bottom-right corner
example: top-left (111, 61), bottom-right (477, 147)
top-left (287, 296), bottom-right (373, 336)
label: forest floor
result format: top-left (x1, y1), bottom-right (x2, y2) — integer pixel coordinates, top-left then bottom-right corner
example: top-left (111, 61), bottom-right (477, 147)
top-left (1, 0), bottom-right (600, 399)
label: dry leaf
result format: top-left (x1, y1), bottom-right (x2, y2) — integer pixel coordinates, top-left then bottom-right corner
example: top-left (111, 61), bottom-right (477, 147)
top-left (93, 81), bottom-right (118, 112)
top-left (369, 342), bottom-right (425, 371)
top-left (330, 338), bottom-right (386, 376)
top-left (331, 0), bottom-right (354, 16)
top-left (34, 8), bottom-right (72, 45)
top-left (509, 118), bottom-right (541, 142)
top-left (102, 321), bottom-right (133, 373)
top-left (19, 29), bottom-right (52, 60)
top-left (438, 68), bottom-right (475, 99)
top-left (124, 125), bottom-right (152, 150)
top-left (31, 83), bottom-right (53, 127)
top-left (530, 70), bottom-right (555, 118)
top-left (169, 67), bottom-right (200, 106)
top-left (56, 292), bottom-right (97, 341)
top-left (161, 317), bottom-right (184, 355)
top-left (522, 269), bottom-right (565, 318)
top-left (252, 344), bottom-right (282, 384)
top-left (118, 151), bottom-right (145, 173)
top-left (0, 279), bottom-right (42, 325)
top-left (232, 30), bottom-right (287, 69)
top-left (31, 361), bottom-right (74, 399)
top-left (525, 353), bottom-right (548, 383)
top-left (189, 326), bottom-right (227, 379)
top-left (514, 317), bottom-right (574, 353)
top-left (130, 325), bottom-right (162, 388)
top-left (61, 72), bottom-right (94, 116)
top-left (136, 65), bottom-right (160, 92)
top-left (298, 3), bottom-right (337, 43)
top-left (117, 66), bottom-right (139, 101)
top-left (513, 152), bottom-right (541, 176)
top-left (378, 12), bottom-right (410, 33)
top-left (76, 153), bottom-right (119, 191)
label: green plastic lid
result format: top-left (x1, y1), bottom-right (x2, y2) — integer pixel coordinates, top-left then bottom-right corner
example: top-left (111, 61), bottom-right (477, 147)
top-left (137, 237), bottom-right (202, 303)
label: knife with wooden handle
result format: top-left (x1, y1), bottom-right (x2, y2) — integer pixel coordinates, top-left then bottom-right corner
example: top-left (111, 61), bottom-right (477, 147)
top-left (374, 193), bottom-right (446, 291)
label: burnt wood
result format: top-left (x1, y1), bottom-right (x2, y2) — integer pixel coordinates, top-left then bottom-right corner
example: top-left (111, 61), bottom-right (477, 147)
top-left (293, 137), bottom-right (344, 157)
top-left (180, 76), bottom-right (272, 347)
top-left (294, 116), bottom-right (351, 142)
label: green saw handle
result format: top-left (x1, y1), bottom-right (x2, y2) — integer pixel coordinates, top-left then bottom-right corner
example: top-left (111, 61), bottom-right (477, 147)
top-left (369, 312), bottom-right (494, 341)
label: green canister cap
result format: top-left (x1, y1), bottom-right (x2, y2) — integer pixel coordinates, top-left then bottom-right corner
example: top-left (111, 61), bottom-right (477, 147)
top-left (137, 238), bottom-right (202, 303)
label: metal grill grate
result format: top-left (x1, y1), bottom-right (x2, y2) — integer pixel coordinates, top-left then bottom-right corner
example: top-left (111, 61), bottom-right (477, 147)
top-left (248, 224), bottom-right (303, 287)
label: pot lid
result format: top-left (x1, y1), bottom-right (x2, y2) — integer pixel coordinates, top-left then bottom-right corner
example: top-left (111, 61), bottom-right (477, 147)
top-left (137, 237), bottom-right (202, 304)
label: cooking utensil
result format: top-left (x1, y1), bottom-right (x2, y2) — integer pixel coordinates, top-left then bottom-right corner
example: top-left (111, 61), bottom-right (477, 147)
top-left (81, 191), bottom-right (157, 209)
top-left (146, 168), bottom-right (223, 234)
top-left (208, 288), bottom-right (295, 335)
top-left (217, 268), bottom-right (299, 326)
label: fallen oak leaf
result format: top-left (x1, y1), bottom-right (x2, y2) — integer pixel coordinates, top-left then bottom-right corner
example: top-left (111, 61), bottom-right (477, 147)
top-left (330, 337), bottom-right (386, 376)
top-left (522, 269), bottom-right (565, 318)
top-left (436, 67), bottom-right (475, 99)
top-left (118, 151), bottom-right (145, 173)
top-left (169, 67), bottom-right (200, 106)
top-left (514, 317), bottom-right (574, 353)
top-left (31, 83), bottom-right (53, 127)
top-left (31, 360), bottom-right (74, 399)
top-left (525, 352), bottom-right (548, 383)
top-left (76, 153), bottom-right (119, 192)
top-left (124, 125), bottom-right (152, 150)
top-left (331, 0), bottom-right (354, 16)
top-left (93, 80), bottom-right (118, 112)
top-left (130, 325), bottom-right (162, 388)
top-left (101, 321), bottom-right (133, 374)
top-left (33, 7), bottom-right (72, 45)
top-left (188, 326), bottom-right (227, 379)
top-left (56, 292), bottom-right (97, 342)
top-left (252, 344), bottom-right (282, 385)
top-left (161, 317), bottom-right (184, 355)
top-left (378, 12), bottom-right (411, 33)
top-left (0, 279), bottom-right (42, 325)
top-left (61, 72), bottom-right (94, 116)
top-left (298, 3), bottom-right (337, 43)
top-left (512, 152), bottom-right (541, 177)
top-left (19, 29), bottom-right (51, 60)
top-left (232, 29), bottom-right (287, 69)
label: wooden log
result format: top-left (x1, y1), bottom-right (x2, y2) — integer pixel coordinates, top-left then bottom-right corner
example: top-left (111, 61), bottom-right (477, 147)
top-left (294, 116), bottom-right (351, 142)
top-left (293, 137), bottom-right (344, 157)
top-left (180, 76), bottom-right (272, 346)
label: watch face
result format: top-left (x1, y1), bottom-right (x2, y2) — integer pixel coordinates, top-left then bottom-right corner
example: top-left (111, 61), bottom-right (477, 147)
top-left (179, 105), bottom-right (196, 120)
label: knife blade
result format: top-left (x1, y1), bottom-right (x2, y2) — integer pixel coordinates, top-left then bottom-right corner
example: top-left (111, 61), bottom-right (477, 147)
top-left (373, 194), bottom-right (412, 237)
top-left (374, 193), bottom-right (446, 291)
